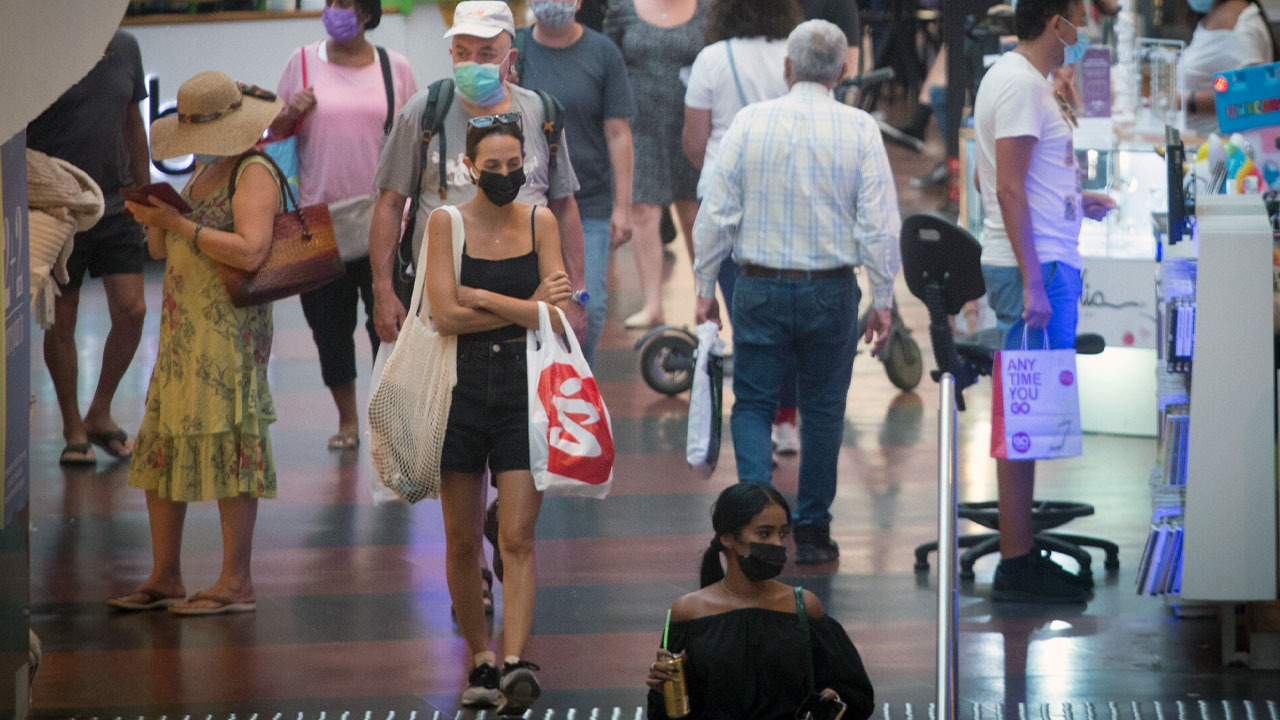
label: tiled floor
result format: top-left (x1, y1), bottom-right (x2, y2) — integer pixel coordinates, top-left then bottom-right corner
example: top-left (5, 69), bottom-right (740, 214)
top-left (25, 133), bottom-right (1280, 717)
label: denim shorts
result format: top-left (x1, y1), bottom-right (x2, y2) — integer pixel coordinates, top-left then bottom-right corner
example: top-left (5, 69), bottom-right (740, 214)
top-left (981, 261), bottom-right (1082, 351)
top-left (440, 340), bottom-right (530, 474)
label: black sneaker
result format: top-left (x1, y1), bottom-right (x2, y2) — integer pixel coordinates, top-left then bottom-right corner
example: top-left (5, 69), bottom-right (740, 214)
top-left (993, 555), bottom-right (1090, 603)
top-left (460, 663), bottom-right (501, 708)
top-left (1036, 550), bottom-right (1093, 589)
top-left (794, 525), bottom-right (839, 565)
top-left (485, 499), bottom-right (503, 583)
top-left (498, 660), bottom-right (542, 715)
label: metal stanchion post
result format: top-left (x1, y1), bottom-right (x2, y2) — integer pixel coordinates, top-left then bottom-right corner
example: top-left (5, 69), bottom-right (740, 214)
top-left (936, 373), bottom-right (959, 720)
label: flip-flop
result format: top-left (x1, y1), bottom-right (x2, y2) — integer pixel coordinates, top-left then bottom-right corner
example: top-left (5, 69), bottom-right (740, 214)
top-left (327, 430), bottom-right (360, 450)
top-left (58, 442), bottom-right (96, 466)
top-left (86, 429), bottom-right (132, 459)
top-left (107, 588), bottom-right (184, 611)
top-left (168, 591), bottom-right (256, 616)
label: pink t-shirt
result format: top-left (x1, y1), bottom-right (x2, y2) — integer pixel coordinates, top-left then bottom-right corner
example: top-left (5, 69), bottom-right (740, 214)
top-left (276, 42), bottom-right (418, 207)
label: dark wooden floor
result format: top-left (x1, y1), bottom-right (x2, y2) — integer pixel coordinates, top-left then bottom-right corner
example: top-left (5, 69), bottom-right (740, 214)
top-left (26, 129), bottom-right (1280, 717)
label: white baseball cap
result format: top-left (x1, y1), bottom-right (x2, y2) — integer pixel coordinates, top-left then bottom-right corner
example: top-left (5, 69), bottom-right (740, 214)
top-left (444, 1), bottom-right (516, 40)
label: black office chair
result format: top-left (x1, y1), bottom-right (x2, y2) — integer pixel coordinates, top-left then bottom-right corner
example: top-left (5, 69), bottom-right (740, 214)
top-left (899, 213), bottom-right (1121, 583)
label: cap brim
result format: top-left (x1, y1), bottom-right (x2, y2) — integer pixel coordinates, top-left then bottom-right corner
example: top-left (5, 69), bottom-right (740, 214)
top-left (150, 95), bottom-right (282, 161)
top-left (443, 21), bottom-right (511, 39)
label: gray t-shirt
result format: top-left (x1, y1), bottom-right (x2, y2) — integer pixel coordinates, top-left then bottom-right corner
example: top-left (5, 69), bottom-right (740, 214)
top-left (27, 30), bottom-right (147, 217)
top-left (373, 82), bottom-right (580, 242)
top-left (519, 27), bottom-right (635, 219)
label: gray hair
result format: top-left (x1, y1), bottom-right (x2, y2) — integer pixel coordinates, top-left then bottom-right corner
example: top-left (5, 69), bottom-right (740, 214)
top-left (786, 19), bottom-right (848, 85)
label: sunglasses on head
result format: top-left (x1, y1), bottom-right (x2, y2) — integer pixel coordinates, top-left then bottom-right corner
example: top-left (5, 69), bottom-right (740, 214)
top-left (468, 113), bottom-right (522, 129)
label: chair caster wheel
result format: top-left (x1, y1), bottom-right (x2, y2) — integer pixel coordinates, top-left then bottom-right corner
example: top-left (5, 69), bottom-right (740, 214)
top-left (914, 561), bottom-right (931, 572)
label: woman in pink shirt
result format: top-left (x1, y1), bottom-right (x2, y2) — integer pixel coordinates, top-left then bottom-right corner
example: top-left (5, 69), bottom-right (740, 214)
top-left (269, 0), bottom-right (417, 450)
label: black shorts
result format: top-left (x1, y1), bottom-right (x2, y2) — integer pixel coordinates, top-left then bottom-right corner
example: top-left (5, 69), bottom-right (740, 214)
top-left (440, 340), bottom-right (530, 475)
top-left (59, 212), bottom-right (146, 292)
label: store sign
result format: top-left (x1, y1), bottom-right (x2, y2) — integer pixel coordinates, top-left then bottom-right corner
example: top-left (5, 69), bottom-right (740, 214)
top-left (1081, 47), bottom-right (1111, 118)
top-left (0, 132), bottom-right (28, 531)
top-left (1214, 62), bottom-right (1280, 133)
top-left (1078, 258), bottom-right (1158, 351)
top-left (147, 75), bottom-right (196, 178)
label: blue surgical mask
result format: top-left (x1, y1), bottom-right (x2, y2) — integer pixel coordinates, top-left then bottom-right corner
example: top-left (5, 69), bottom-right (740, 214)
top-left (532, 0), bottom-right (577, 28)
top-left (454, 60), bottom-right (507, 106)
top-left (1058, 17), bottom-right (1090, 66)
top-left (1188, 0), bottom-right (1214, 12)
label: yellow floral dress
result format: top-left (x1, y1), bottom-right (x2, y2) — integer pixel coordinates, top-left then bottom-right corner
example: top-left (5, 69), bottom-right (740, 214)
top-left (130, 156), bottom-right (279, 501)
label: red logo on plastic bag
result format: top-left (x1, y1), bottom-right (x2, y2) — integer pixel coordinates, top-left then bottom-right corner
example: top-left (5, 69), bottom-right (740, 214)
top-left (1059, 370), bottom-right (1074, 386)
top-left (537, 362), bottom-right (614, 484)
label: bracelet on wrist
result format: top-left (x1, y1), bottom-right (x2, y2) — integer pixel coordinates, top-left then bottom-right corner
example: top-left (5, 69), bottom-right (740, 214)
top-left (193, 222), bottom-right (203, 245)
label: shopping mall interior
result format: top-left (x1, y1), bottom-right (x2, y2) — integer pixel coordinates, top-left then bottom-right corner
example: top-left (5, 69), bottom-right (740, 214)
top-left (3, 0), bottom-right (1280, 718)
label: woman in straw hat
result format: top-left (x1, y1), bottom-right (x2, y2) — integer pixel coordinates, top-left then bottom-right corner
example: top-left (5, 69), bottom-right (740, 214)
top-left (110, 71), bottom-right (284, 615)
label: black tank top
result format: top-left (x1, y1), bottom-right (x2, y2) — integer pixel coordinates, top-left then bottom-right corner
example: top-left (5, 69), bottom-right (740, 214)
top-left (458, 208), bottom-right (541, 343)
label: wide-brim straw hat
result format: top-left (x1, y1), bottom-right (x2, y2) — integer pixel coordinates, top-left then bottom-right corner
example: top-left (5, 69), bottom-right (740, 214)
top-left (150, 71), bottom-right (282, 161)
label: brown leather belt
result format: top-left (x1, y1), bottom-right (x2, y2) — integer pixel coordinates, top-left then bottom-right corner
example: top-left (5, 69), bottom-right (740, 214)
top-left (738, 263), bottom-right (854, 280)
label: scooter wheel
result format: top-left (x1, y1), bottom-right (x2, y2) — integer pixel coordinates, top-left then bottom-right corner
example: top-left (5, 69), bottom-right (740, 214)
top-left (640, 333), bottom-right (696, 396)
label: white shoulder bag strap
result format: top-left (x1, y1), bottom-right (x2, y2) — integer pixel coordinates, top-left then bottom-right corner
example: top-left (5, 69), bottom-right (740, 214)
top-left (415, 206), bottom-right (466, 323)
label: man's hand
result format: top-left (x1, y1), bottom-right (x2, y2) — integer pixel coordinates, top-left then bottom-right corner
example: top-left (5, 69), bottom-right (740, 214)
top-left (862, 307), bottom-right (892, 357)
top-left (696, 296), bottom-right (721, 327)
top-left (610, 204), bottom-right (633, 249)
top-left (1082, 191), bottom-right (1116, 221)
top-left (373, 286), bottom-right (406, 343)
top-left (564, 301), bottom-right (587, 339)
top-left (1022, 282), bottom-right (1052, 329)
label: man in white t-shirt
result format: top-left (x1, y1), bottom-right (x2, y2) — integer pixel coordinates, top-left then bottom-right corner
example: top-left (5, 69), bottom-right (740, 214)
top-left (973, 0), bottom-right (1114, 604)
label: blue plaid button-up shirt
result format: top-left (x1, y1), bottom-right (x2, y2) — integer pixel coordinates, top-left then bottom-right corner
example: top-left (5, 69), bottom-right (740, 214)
top-left (692, 81), bottom-right (902, 308)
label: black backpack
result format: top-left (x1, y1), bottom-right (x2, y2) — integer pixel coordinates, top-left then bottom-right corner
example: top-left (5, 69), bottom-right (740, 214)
top-left (393, 76), bottom-right (566, 307)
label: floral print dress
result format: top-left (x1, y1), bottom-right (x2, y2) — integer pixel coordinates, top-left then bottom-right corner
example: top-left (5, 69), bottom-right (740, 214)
top-left (130, 156), bottom-right (279, 501)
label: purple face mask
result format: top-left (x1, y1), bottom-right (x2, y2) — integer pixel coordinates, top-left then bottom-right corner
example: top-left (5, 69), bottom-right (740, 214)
top-left (322, 6), bottom-right (362, 43)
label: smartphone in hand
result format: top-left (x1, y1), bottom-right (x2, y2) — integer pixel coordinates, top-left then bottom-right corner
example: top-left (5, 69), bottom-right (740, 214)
top-left (121, 183), bottom-right (192, 215)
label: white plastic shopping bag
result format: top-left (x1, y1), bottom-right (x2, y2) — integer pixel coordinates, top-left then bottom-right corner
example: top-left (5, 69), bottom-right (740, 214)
top-left (363, 339), bottom-right (403, 503)
top-left (686, 322), bottom-right (726, 475)
top-left (527, 302), bottom-right (615, 498)
top-left (990, 330), bottom-right (1082, 460)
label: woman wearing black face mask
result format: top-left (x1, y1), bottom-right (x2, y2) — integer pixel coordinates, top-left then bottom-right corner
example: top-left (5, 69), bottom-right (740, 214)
top-left (423, 116), bottom-right (572, 714)
top-left (644, 484), bottom-right (875, 720)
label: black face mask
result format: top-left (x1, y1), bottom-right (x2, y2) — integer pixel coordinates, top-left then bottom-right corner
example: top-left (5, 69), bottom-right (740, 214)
top-left (475, 167), bottom-right (526, 206)
top-left (736, 542), bottom-right (787, 582)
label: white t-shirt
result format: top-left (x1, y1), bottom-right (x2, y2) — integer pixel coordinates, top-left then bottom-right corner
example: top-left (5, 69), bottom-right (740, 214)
top-left (1179, 3), bottom-right (1274, 134)
top-left (685, 37), bottom-right (789, 199)
top-left (973, 51), bottom-right (1082, 269)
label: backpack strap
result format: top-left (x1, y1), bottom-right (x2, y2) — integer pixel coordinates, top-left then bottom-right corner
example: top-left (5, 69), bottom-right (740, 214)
top-left (514, 25), bottom-right (532, 86)
top-left (376, 45), bottom-right (395, 136)
top-left (396, 78), bottom-right (455, 305)
top-left (534, 89), bottom-right (565, 175)
top-left (794, 586), bottom-right (815, 695)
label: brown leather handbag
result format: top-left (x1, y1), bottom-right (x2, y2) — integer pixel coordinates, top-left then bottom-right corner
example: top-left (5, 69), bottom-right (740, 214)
top-left (218, 150), bottom-right (344, 308)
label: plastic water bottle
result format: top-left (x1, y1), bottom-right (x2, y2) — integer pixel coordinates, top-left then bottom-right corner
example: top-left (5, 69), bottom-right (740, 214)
top-left (571, 290), bottom-right (590, 307)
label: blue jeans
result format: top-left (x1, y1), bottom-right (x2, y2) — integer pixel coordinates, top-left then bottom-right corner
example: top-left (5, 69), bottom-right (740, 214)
top-left (581, 217), bottom-right (610, 366)
top-left (731, 274), bottom-right (861, 529)
top-left (981, 261), bottom-right (1083, 351)
top-left (718, 258), bottom-right (799, 409)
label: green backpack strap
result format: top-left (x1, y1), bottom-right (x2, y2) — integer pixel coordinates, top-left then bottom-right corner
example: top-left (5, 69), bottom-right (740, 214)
top-left (794, 586), bottom-right (815, 695)
top-left (514, 25), bottom-right (532, 86)
top-left (395, 78), bottom-right (455, 306)
top-left (535, 89), bottom-right (565, 175)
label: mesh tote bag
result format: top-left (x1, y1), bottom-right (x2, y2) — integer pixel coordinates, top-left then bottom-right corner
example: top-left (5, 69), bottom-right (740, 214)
top-left (367, 205), bottom-right (464, 502)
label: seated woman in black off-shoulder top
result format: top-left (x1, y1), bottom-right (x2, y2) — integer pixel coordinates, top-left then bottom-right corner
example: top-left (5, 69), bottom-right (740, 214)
top-left (645, 484), bottom-right (874, 720)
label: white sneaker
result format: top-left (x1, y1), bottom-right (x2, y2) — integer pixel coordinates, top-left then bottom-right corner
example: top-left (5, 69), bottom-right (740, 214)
top-left (771, 421), bottom-right (799, 455)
